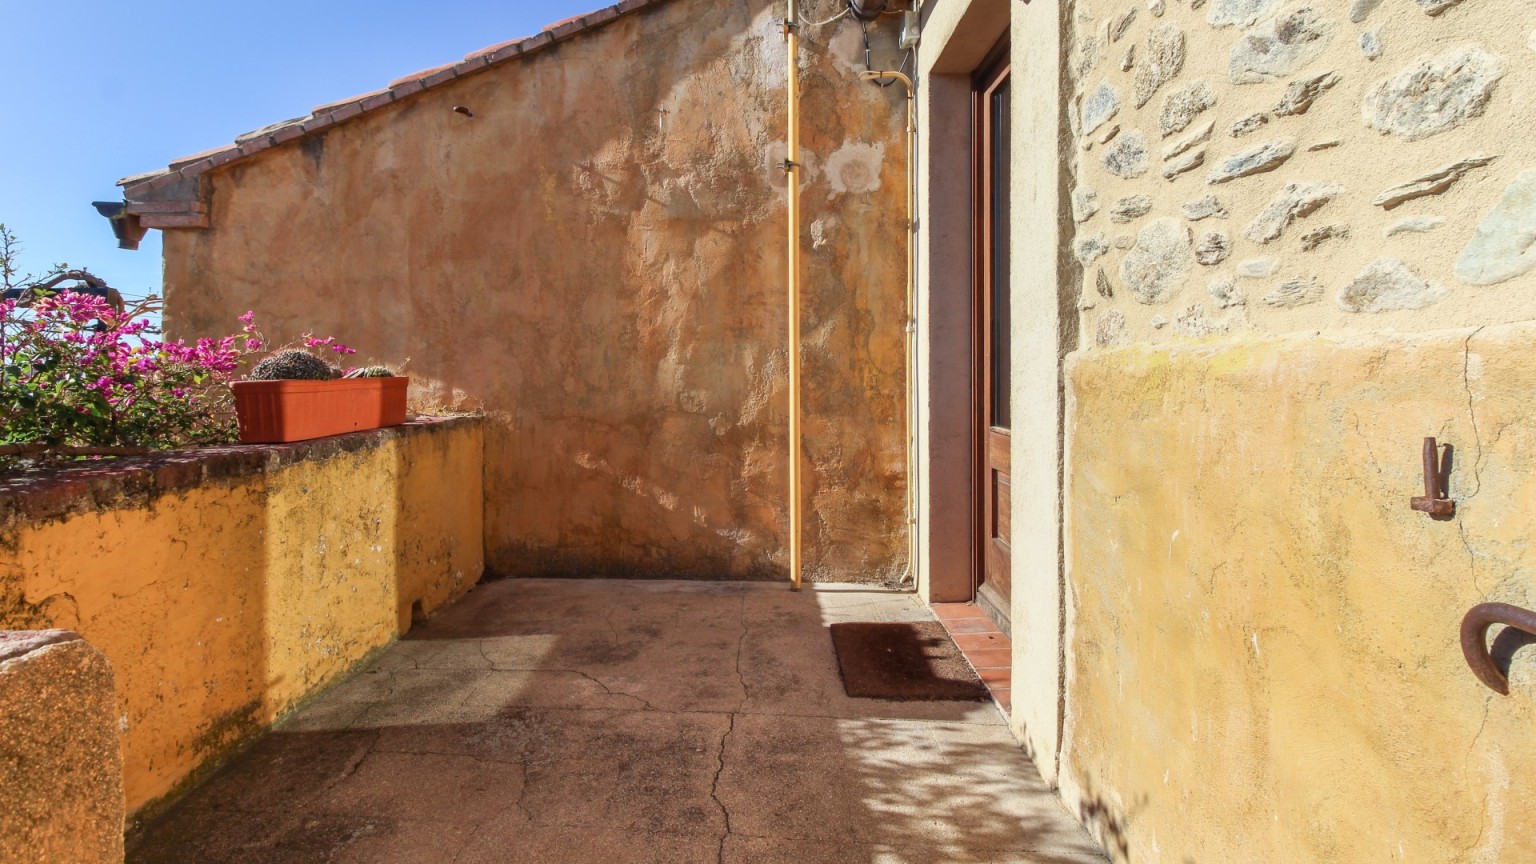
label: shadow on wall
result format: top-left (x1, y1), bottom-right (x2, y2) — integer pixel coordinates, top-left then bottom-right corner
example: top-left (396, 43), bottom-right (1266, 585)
top-left (1073, 773), bottom-right (1138, 864)
top-left (125, 580), bottom-right (1106, 863)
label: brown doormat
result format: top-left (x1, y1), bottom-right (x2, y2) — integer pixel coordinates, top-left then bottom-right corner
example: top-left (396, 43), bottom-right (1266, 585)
top-left (829, 621), bottom-right (989, 701)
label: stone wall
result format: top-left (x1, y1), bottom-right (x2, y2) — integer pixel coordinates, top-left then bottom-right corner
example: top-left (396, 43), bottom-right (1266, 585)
top-left (0, 418), bottom-right (485, 817)
top-left (159, 0), bottom-right (911, 584)
top-left (0, 631), bottom-right (124, 864)
top-left (1068, 0), bottom-right (1536, 346)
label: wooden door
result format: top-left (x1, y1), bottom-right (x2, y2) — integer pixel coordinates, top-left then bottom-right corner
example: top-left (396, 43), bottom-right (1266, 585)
top-left (974, 47), bottom-right (1012, 631)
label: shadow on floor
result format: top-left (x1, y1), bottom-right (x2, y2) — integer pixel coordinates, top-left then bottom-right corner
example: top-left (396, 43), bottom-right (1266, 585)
top-left (129, 579), bottom-right (1107, 864)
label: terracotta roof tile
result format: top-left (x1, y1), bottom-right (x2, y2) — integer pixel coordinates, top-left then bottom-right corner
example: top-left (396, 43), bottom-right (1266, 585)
top-left (387, 63), bottom-right (456, 89)
top-left (235, 117), bottom-right (308, 145)
top-left (312, 89), bottom-right (388, 114)
top-left (119, 0), bottom-right (677, 195)
top-left (358, 90), bottom-right (397, 112)
top-left (463, 37), bottom-right (525, 62)
top-left (169, 145), bottom-right (237, 171)
top-left (118, 168), bottom-right (174, 187)
top-left (419, 66), bottom-right (460, 89)
top-left (269, 123), bottom-right (308, 146)
top-left (326, 100), bottom-right (366, 124)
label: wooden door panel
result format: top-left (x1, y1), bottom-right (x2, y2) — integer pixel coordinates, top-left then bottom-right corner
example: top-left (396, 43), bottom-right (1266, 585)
top-left (994, 464), bottom-right (1011, 547)
top-left (987, 429), bottom-right (1012, 602)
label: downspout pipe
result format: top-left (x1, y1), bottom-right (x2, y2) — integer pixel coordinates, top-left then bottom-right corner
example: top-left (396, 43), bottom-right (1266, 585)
top-left (858, 70), bottom-right (918, 590)
top-left (785, 1), bottom-right (805, 592)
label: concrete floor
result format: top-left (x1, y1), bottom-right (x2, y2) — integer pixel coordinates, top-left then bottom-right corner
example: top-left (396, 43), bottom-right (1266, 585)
top-left (129, 579), bottom-right (1107, 864)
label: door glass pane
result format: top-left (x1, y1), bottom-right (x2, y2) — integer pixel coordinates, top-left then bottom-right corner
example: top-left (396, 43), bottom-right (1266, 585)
top-left (990, 80), bottom-right (1011, 430)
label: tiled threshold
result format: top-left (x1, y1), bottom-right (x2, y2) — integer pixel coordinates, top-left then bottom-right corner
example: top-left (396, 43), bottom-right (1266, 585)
top-left (932, 602), bottom-right (1012, 715)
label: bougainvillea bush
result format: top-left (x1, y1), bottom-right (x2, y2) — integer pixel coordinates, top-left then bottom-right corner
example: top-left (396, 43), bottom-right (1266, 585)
top-left (0, 225), bottom-right (365, 464)
top-left (0, 298), bottom-right (363, 459)
top-left (0, 291), bottom-right (249, 452)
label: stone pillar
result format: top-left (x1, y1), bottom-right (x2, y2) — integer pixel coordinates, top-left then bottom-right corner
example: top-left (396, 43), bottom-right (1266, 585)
top-left (0, 631), bottom-right (125, 864)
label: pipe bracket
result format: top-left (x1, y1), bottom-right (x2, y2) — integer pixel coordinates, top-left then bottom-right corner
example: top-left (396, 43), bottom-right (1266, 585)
top-left (1410, 437), bottom-right (1455, 519)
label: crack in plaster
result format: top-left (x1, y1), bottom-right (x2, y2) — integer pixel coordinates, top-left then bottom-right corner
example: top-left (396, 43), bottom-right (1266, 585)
top-left (1459, 326), bottom-right (1489, 595)
top-left (1461, 327), bottom-right (1488, 500)
top-left (1349, 414), bottom-right (1383, 477)
top-left (1459, 700), bottom-right (1494, 860)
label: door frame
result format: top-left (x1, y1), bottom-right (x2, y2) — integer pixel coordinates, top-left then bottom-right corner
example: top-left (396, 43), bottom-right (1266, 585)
top-left (971, 36), bottom-right (1012, 630)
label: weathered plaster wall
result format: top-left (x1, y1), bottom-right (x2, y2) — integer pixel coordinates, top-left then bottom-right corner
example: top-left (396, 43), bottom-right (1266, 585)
top-left (1061, 326), bottom-right (1536, 862)
top-left (0, 631), bottom-right (124, 864)
top-left (162, 0), bottom-right (910, 583)
top-left (0, 419), bottom-right (484, 816)
top-left (1069, 0), bottom-right (1536, 345)
top-left (1052, 0), bottom-right (1536, 857)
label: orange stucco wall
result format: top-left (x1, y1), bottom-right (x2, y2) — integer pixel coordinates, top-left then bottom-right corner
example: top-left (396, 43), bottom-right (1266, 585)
top-left (0, 419), bottom-right (485, 817)
top-left (161, 0), bottom-right (910, 583)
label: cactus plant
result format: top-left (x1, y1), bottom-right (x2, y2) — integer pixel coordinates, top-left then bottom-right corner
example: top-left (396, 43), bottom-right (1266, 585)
top-left (248, 349), bottom-right (337, 381)
top-left (344, 365), bottom-right (396, 379)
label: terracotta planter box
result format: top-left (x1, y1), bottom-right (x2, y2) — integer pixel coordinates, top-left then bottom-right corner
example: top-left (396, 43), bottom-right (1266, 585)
top-left (232, 378), bottom-right (409, 444)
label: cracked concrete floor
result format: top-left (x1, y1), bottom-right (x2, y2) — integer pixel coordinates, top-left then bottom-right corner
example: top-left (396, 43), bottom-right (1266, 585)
top-left (128, 579), bottom-right (1107, 864)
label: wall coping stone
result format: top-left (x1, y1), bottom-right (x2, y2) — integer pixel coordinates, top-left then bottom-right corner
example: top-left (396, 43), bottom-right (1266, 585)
top-left (0, 630), bottom-right (82, 663)
top-left (0, 416), bottom-right (482, 528)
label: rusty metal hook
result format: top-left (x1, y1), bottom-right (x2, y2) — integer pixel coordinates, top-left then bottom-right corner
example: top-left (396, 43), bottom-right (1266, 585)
top-left (1461, 602), bottom-right (1536, 695)
top-left (1410, 437), bottom-right (1455, 518)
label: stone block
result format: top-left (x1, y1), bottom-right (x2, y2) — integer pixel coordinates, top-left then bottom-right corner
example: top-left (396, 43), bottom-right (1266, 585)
top-left (1363, 47), bottom-right (1505, 141)
top-left (0, 632), bottom-right (124, 864)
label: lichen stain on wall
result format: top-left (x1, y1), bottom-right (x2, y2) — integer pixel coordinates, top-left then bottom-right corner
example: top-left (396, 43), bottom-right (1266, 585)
top-left (164, 0), bottom-right (911, 583)
top-left (0, 422), bottom-right (484, 815)
top-left (1062, 325), bottom-right (1536, 863)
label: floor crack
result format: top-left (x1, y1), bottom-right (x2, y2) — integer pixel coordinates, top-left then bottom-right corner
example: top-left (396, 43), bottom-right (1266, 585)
top-left (568, 668), bottom-right (657, 711)
top-left (322, 731), bottom-right (379, 794)
top-left (734, 596), bottom-right (750, 711)
top-left (710, 712), bottom-right (736, 864)
top-left (514, 760), bottom-right (533, 823)
top-left (604, 603), bottom-right (623, 647)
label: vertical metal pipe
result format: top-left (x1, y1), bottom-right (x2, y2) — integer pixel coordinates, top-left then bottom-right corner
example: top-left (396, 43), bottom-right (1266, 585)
top-left (786, 1), bottom-right (804, 592)
top-left (896, 79), bottom-right (917, 591)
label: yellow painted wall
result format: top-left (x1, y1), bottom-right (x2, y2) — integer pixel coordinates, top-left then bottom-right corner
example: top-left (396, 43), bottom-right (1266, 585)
top-left (0, 420), bottom-right (484, 816)
top-left (1062, 326), bottom-right (1536, 861)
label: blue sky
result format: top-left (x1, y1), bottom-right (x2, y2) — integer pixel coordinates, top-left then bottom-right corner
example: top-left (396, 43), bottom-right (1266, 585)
top-left (0, 0), bottom-right (600, 302)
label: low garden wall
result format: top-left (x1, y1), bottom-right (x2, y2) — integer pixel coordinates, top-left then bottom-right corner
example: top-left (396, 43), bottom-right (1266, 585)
top-left (0, 417), bottom-right (485, 819)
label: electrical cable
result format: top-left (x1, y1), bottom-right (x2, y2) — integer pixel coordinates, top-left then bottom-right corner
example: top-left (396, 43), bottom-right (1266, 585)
top-left (860, 14), bottom-right (913, 87)
top-left (800, 4), bottom-right (850, 27)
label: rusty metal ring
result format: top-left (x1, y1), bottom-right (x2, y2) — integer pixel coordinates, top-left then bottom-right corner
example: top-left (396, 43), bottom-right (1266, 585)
top-left (1461, 602), bottom-right (1536, 695)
